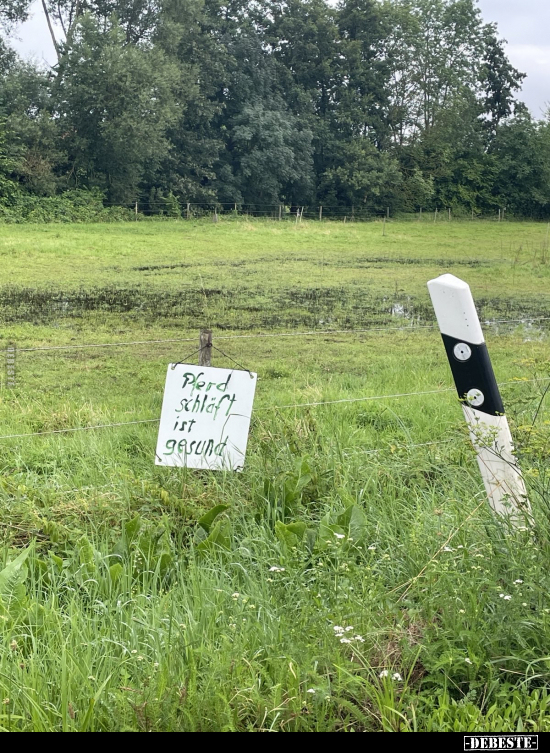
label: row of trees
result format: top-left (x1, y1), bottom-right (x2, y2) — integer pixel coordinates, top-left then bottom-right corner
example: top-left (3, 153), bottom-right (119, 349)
top-left (1, 0), bottom-right (549, 217)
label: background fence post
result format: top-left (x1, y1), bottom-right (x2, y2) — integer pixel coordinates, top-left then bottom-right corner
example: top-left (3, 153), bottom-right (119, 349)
top-left (427, 273), bottom-right (531, 526)
top-left (319, 205), bottom-right (322, 221)
top-left (135, 201), bottom-right (138, 221)
top-left (186, 202), bottom-right (191, 220)
top-left (199, 329), bottom-right (212, 367)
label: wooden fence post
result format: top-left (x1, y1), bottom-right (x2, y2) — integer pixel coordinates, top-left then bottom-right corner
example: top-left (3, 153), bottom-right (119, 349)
top-left (186, 202), bottom-right (191, 220)
top-left (319, 205), bottom-right (322, 221)
top-left (448, 208), bottom-right (451, 221)
top-left (386, 207), bottom-right (390, 219)
top-left (135, 201), bottom-right (138, 221)
top-left (199, 329), bottom-right (212, 367)
top-left (434, 208), bottom-right (438, 223)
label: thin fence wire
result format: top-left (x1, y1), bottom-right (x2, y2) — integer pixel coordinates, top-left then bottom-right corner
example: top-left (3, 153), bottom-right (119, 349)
top-left (14, 316), bottom-right (550, 354)
top-left (0, 377), bottom-right (547, 443)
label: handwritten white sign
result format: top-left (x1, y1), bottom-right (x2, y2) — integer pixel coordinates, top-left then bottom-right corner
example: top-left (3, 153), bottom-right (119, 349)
top-left (155, 364), bottom-right (257, 470)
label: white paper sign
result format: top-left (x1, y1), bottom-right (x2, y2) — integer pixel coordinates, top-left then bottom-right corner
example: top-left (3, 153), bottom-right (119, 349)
top-left (155, 364), bottom-right (257, 470)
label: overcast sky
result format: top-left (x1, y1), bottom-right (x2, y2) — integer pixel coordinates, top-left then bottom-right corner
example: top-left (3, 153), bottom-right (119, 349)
top-left (8, 0), bottom-right (550, 117)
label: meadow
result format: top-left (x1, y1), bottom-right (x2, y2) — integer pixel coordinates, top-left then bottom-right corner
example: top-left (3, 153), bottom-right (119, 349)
top-left (0, 216), bottom-right (549, 732)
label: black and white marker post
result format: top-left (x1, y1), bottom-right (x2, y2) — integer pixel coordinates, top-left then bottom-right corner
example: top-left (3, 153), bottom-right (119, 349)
top-left (427, 273), bottom-right (531, 525)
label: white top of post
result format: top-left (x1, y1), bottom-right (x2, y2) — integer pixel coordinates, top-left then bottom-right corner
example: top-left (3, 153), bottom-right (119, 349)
top-left (427, 274), bottom-right (484, 344)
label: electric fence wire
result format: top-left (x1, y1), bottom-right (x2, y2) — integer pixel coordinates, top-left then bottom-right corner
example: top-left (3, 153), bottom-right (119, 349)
top-left (14, 316), bottom-right (550, 354)
top-left (0, 377), bottom-right (547, 442)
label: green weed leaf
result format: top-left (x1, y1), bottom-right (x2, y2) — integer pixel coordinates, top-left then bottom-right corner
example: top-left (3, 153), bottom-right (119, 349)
top-left (0, 546), bottom-right (32, 616)
top-left (198, 504), bottom-right (230, 533)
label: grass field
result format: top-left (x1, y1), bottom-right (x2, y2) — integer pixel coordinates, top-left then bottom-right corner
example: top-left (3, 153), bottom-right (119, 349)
top-left (0, 217), bottom-right (549, 731)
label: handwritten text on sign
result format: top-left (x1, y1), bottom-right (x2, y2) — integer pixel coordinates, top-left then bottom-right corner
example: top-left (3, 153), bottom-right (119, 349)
top-left (155, 364), bottom-right (257, 470)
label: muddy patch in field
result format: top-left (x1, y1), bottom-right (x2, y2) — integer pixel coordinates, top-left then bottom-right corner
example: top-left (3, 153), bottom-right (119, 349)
top-left (126, 255), bottom-right (496, 274)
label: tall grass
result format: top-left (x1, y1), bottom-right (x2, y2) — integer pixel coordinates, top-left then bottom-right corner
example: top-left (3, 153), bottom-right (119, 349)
top-left (0, 219), bottom-right (549, 730)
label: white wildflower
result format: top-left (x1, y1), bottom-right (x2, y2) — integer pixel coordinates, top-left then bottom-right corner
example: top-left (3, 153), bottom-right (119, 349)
top-left (334, 533), bottom-right (345, 540)
top-left (232, 593), bottom-right (240, 599)
top-left (333, 626), bottom-right (344, 633)
top-left (306, 689), bottom-right (316, 694)
top-left (514, 579), bottom-right (523, 585)
top-left (443, 547), bottom-right (454, 552)
top-left (465, 658), bottom-right (472, 665)
top-left (368, 545), bottom-right (376, 551)
top-left (340, 638), bottom-right (351, 644)
top-left (345, 626), bottom-right (354, 632)
top-left (353, 635), bottom-right (365, 643)
top-left (269, 566), bottom-right (285, 572)
top-left (392, 673), bottom-right (403, 682)
top-left (379, 670), bottom-right (389, 678)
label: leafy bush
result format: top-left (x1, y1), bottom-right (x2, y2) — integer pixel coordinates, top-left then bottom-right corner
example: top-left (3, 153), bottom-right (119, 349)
top-left (0, 190), bottom-right (134, 223)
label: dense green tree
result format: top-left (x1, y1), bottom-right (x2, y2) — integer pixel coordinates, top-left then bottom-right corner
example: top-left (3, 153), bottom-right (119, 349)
top-left (490, 113), bottom-right (550, 218)
top-left (0, 60), bottom-right (61, 196)
top-left (337, 0), bottom-right (391, 148)
top-left (0, 0), bottom-right (546, 216)
top-left (479, 24), bottom-right (526, 136)
top-left (383, 0), bottom-right (484, 140)
top-left (318, 137), bottom-right (401, 209)
top-left (0, 118), bottom-right (19, 201)
top-left (53, 15), bottom-right (181, 203)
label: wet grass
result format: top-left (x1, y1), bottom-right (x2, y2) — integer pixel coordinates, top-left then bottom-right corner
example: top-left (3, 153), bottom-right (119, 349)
top-left (0, 218), bottom-right (549, 731)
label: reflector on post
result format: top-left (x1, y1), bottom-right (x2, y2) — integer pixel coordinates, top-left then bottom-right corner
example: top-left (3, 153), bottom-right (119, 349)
top-left (427, 274), bottom-right (530, 525)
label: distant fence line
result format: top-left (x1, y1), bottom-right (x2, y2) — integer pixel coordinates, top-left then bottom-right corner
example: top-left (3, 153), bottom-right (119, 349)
top-left (99, 200), bottom-right (540, 223)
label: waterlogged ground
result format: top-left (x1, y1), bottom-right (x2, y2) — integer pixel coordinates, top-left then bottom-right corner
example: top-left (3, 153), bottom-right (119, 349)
top-left (1, 217), bottom-right (550, 331)
top-left (0, 218), bottom-right (549, 731)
